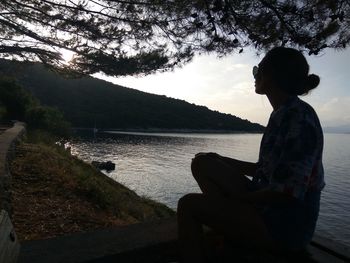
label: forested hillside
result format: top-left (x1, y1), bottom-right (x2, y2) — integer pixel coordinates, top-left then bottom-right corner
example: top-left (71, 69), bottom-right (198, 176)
top-left (0, 59), bottom-right (264, 132)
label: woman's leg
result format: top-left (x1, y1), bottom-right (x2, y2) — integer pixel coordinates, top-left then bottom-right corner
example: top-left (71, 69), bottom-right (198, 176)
top-left (191, 154), bottom-right (253, 198)
top-left (177, 193), bottom-right (275, 263)
top-left (178, 154), bottom-right (268, 262)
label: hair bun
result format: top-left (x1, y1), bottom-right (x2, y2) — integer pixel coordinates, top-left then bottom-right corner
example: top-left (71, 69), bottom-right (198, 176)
top-left (306, 74), bottom-right (320, 91)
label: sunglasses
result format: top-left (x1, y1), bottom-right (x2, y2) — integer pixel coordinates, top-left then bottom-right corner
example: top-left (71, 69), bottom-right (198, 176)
top-left (252, 65), bottom-right (259, 79)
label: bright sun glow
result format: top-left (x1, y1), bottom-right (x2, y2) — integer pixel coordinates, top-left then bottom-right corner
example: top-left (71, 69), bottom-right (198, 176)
top-left (60, 49), bottom-right (75, 63)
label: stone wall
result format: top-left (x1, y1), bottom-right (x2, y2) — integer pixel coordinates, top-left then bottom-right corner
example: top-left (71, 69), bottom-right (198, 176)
top-left (0, 122), bottom-right (26, 217)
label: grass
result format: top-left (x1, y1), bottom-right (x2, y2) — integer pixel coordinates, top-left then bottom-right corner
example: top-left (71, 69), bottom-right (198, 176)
top-left (10, 129), bottom-right (175, 241)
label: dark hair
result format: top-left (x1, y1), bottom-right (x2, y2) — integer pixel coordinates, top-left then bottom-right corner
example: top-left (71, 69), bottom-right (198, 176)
top-left (263, 47), bottom-right (320, 95)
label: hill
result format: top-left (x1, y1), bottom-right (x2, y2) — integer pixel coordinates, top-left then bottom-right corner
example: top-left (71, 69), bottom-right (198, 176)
top-left (0, 59), bottom-right (264, 132)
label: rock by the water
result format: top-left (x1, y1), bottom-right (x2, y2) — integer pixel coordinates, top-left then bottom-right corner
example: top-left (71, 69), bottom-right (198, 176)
top-left (91, 161), bottom-right (116, 171)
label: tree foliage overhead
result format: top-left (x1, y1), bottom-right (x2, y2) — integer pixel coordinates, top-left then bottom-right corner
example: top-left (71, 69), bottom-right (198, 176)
top-left (0, 0), bottom-right (349, 76)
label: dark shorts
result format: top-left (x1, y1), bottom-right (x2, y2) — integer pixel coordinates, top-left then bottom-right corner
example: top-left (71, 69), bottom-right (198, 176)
top-left (249, 183), bottom-right (321, 250)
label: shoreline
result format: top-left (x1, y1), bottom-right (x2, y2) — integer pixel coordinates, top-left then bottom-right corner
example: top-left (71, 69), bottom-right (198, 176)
top-left (9, 130), bottom-right (175, 241)
top-left (72, 127), bottom-right (350, 136)
top-left (73, 127), bottom-right (264, 134)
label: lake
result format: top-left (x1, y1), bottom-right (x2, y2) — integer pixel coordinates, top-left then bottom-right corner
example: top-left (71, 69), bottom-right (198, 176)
top-left (69, 131), bottom-right (350, 247)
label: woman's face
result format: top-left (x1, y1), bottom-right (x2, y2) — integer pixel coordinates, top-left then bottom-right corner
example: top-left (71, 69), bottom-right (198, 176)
top-left (254, 57), bottom-right (273, 95)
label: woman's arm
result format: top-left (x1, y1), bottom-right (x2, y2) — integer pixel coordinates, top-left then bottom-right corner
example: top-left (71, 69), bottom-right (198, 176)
top-left (218, 156), bottom-right (258, 177)
top-left (195, 152), bottom-right (258, 177)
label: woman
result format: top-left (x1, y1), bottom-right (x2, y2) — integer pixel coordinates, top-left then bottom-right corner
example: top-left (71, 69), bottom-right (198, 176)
top-left (177, 47), bottom-right (325, 262)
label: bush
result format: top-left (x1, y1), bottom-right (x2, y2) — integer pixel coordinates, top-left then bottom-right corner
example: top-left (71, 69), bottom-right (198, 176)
top-left (0, 76), bottom-right (71, 138)
top-left (26, 106), bottom-right (71, 138)
top-left (0, 104), bottom-right (6, 120)
top-left (0, 77), bottom-right (35, 120)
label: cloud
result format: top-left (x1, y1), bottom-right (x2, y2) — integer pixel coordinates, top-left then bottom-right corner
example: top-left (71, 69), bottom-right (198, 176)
top-left (317, 97), bottom-right (350, 127)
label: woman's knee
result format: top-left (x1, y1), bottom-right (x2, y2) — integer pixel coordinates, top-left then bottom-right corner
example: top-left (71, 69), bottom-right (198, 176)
top-left (191, 154), bottom-right (214, 176)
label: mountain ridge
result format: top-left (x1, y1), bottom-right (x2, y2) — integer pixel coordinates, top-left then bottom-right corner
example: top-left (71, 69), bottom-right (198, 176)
top-left (0, 59), bottom-right (264, 132)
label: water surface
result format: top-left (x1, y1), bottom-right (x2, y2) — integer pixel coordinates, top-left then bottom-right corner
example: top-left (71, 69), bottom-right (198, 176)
top-left (69, 131), bottom-right (350, 247)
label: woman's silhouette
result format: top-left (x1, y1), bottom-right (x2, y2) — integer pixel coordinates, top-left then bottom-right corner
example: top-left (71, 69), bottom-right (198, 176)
top-left (177, 47), bottom-right (325, 262)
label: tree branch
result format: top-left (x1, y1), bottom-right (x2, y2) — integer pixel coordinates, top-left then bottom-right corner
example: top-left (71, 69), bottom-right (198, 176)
top-left (258, 0), bottom-right (297, 38)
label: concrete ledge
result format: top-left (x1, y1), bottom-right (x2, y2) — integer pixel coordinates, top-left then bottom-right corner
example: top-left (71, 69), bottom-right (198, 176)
top-left (19, 218), bottom-right (178, 263)
top-left (311, 234), bottom-right (350, 262)
top-left (0, 122), bottom-right (25, 263)
top-left (0, 122), bottom-right (26, 215)
top-left (0, 210), bottom-right (21, 263)
top-left (18, 215), bottom-right (350, 263)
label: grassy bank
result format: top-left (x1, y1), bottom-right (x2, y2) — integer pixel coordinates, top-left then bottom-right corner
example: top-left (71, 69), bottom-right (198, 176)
top-left (10, 130), bottom-right (175, 241)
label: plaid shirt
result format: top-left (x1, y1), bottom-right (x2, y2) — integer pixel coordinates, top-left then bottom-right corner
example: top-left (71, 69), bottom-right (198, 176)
top-left (254, 96), bottom-right (325, 201)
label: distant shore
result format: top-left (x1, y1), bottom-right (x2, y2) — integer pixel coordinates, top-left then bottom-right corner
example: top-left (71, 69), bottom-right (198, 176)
top-left (72, 127), bottom-right (350, 135)
top-left (73, 127), bottom-right (264, 134)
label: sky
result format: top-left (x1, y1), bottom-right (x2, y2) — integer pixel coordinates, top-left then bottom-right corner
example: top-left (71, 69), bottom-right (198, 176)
top-left (92, 47), bottom-right (350, 129)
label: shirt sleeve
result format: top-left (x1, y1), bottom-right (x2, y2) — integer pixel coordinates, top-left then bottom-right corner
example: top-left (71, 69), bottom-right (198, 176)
top-left (268, 109), bottom-right (318, 200)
